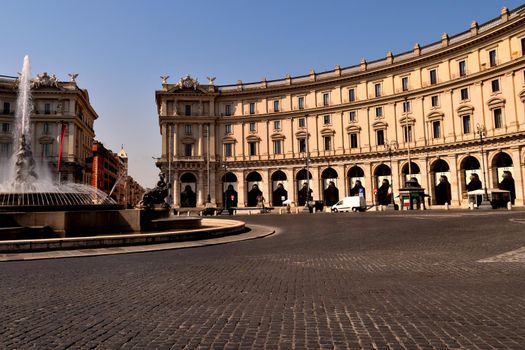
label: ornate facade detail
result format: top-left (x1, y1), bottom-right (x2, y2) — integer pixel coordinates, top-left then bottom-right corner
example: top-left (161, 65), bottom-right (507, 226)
top-left (31, 72), bottom-right (60, 89)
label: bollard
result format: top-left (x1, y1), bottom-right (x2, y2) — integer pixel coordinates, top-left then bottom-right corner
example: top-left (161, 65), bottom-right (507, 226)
top-left (187, 211), bottom-right (190, 216)
top-left (177, 211), bottom-right (180, 216)
top-left (445, 203), bottom-right (449, 210)
top-left (507, 201), bottom-right (512, 211)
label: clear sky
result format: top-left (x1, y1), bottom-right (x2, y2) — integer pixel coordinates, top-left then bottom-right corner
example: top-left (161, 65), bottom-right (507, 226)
top-left (1, 0), bottom-right (523, 188)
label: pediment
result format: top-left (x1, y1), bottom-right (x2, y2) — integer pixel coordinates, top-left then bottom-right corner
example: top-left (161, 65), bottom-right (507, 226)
top-left (346, 125), bottom-right (362, 133)
top-left (426, 111), bottom-right (444, 121)
top-left (270, 132), bottom-right (285, 140)
top-left (222, 136), bottom-right (237, 143)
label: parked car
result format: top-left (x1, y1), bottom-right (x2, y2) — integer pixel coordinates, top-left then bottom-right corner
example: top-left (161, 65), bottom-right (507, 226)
top-left (331, 196), bottom-right (366, 212)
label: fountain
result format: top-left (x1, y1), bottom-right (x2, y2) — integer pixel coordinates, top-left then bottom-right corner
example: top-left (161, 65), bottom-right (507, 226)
top-left (0, 55), bottom-right (117, 212)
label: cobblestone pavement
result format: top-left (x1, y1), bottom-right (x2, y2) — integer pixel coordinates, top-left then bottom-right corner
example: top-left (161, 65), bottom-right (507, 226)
top-left (1, 211), bottom-right (525, 349)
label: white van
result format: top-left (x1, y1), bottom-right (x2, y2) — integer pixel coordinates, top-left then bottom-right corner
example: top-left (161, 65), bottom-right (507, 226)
top-left (331, 196), bottom-right (366, 212)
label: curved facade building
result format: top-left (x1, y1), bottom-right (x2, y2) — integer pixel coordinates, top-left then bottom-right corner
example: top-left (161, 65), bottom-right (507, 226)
top-left (156, 6), bottom-right (525, 208)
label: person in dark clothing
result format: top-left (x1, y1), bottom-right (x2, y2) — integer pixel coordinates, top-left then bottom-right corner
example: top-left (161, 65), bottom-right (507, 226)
top-left (224, 184), bottom-right (238, 215)
top-left (350, 180), bottom-right (366, 199)
top-left (298, 182), bottom-right (313, 206)
top-left (435, 175), bottom-right (452, 205)
top-left (180, 185), bottom-right (196, 207)
top-left (272, 183), bottom-right (288, 206)
top-left (377, 179), bottom-right (391, 206)
top-left (247, 184), bottom-right (262, 207)
top-left (499, 170), bottom-right (516, 205)
top-left (323, 181), bottom-right (340, 206)
top-left (467, 173), bottom-right (483, 207)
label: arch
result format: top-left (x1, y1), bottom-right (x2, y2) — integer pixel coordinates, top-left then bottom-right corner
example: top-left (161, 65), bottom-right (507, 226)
top-left (221, 172), bottom-right (238, 182)
top-left (321, 167), bottom-right (338, 179)
top-left (426, 111), bottom-right (444, 121)
top-left (347, 166), bottom-right (365, 178)
top-left (431, 159), bottom-right (450, 172)
top-left (180, 172), bottom-right (197, 208)
top-left (246, 171), bottom-right (262, 182)
top-left (460, 155), bottom-right (480, 170)
top-left (401, 161), bottom-right (421, 174)
top-left (296, 169), bottom-right (313, 180)
top-left (491, 152), bottom-right (513, 168)
top-left (374, 164), bottom-right (391, 176)
top-left (487, 97), bottom-right (506, 108)
top-left (271, 170), bottom-right (287, 181)
top-left (180, 172), bottom-right (197, 182)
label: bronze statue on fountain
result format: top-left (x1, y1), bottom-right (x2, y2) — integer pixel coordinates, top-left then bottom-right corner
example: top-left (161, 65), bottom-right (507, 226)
top-left (137, 172), bottom-right (170, 210)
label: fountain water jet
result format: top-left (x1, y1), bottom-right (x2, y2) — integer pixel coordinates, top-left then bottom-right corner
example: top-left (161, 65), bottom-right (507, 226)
top-left (0, 55), bottom-right (117, 211)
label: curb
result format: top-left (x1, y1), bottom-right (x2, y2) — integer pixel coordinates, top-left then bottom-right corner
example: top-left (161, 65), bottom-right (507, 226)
top-left (0, 224), bottom-right (274, 262)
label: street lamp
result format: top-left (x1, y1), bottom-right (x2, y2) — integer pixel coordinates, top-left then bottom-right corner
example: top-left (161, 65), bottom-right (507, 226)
top-left (476, 123), bottom-right (489, 202)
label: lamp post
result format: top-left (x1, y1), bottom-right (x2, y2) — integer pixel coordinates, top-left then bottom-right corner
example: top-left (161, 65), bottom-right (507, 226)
top-left (476, 123), bottom-right (489, 202)
top-left (385, 140), bottom-right (398, 204)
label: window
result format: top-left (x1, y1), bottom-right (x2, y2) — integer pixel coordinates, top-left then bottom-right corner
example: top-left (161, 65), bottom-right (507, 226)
top-left (403, 101), bottom-right (411, 113)
top-left (431, 95), bottom-right (439, 107)
top-left (298, 138), bottom-right (306, 153)
top-left (429, 69), bottom-right (437, 85)
top-left (349, 88), bottom-right (356, 102)
top-left (298, 96), bottom-right (305, 110)
top-left (462, 115), bottom-right (471, 134)
top-left (248, 141), bottom-right (257, 156)
top-left (224, 143), bottom-right (233, 157)
top-left (460, 88), bottom-right (469, 101)
top-left (323, 93), bottom-right (329, 106)
top-left (249, 122), bottom-right (256, 132)
top-left (489, 49), bottom-right (497, 67)
top-left (376, 130), bottom-right (385, 146)
top-left (184, 124), bottom-right (192, 135)
top-left (249, 102), bottom-right (255, 115)
top-left (225, 104), bottom-right (232, 116)
top-left (350, 133), bottom-right (358, 148)
top-left (298, 118), bottom-right (305, 128)
top-left (403, 125), bottom-right (413, 142)
top-left (349, 111), bottom-right (357, 122)
top-left (2, 102), bottom-right (10, 114)
top-left (402, 77), bottom-right (409, 92)
top-left (273, 100), bottom-right (280, 112)
top-left (374, 83), bottom-right (381, 97)
top-left (44, 103), bottom-right (51, 115)
top-left (43, 122), bottom-right (50, 135)
top-left (274, 120), bottom-right (281, 130)
top-left (491, 79), bottom-right (500, 92)
top-left (432, 121), bottom-right (441, 139)
top-left (493, 108), bottom-right (503, 129)
top-left (459, 60), bottom-right (466, 77)
top-left (184, 143), bottom-right (193, 157)
top-left (224, 123), bottom-right (232, 134)
top-left (323, 136), bottom-right (331, 151)
top-left (0, 143), bottom-right (10, 158)
top-left (521, 37), bottom-right (525, 55)
top-left (1, 123), bottom-right (10, 133)
top-left (43, 144), bottom-right (52, 157)
top-left (375, 107), bottom-right (383, 118)
top-left (323, 115), bottom-right (331, 125)
top-left (184, 104), bottom-right (191, 116)
top-left (273, 140), bottom-right (282, 154)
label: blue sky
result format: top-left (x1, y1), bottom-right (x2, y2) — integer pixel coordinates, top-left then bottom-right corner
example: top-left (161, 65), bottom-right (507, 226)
top-left (1, 0), bottom-right (523, 188)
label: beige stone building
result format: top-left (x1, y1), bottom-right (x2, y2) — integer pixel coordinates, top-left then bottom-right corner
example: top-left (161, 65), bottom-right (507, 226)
top-left (156, 6), bottom-right (525, 208)
top-left (0, 73), bottom-right (97, 184)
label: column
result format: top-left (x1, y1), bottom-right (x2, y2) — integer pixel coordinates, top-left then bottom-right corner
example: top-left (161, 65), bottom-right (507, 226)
top-left (311, 166), bottom-right (320, 201)
top-left (161, 124), bottom-right (167, 158)
top-left (68, 122), bottom-right (75, 160)
top-left (284, 168), bottom-right (295, 205)
top-left (512, 147), bottom-right (524, 205)
top-left (391, 159), bottom-right (400, 200)
top-left (334, 164), bottom-right (346, 197)
top-left (173, 171), bottom-right (180, 207)
top-left (450, 155), bottom-right (461, 206)
top-left (172, 124), bottom-right (178, 158)
top-left (262, 169), bottom-right (270, 205)
top-left (209, 123), bottom-right (216, 161)
top-left (364, 162), bottom-right (374, 205)
top-left (197, 124), bottom-right (202, 157)
top-left (197, 170), bottom-right (204, 206)
top-left (237, 170), bottom-right (246, 207)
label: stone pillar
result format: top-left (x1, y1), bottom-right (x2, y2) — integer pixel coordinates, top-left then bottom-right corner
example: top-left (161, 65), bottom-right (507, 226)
top-left (68, 122), bottom-right (75, 159)
top-left (197, 124), bottom-right (202, 157)
top-left (209, 123), bottom-right (216, 161)
top-left (261, 169), bottom-right (270, 205)
top-left (237, 170), bottom-right (246, 207)
top-left (420, 157), bottom-right (430, 198)
top-left (311, 166), bottom-right (320, 201)
top-left (209, 169), bottom-right (217, 206)
top-left (172, 124), bottom-right (178, 158)
top-left (450, 155), bottom-right (461, 206)
top-left (512, 147), bottom-right (524, 205)
top-left (364, 162), bottom-right (374, 206)
top-left (284, 168), bottom-right (295, 205)
top-left (173, 171), bottom-right (180, 207)
top-left (391, 159), bottom-right (400, 201)
top-left (161, 124), bottom-right (167, 158)
top-left (197, 170), bottom-right (204, 206)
